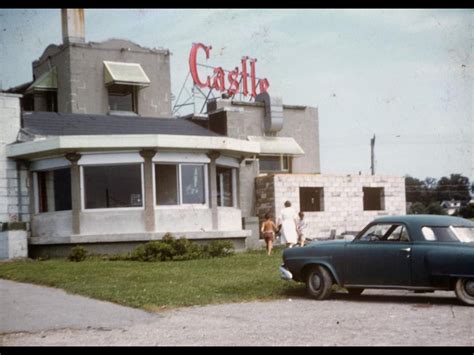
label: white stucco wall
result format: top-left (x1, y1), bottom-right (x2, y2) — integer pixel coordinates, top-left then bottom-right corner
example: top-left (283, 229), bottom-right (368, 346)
top-left (217, 207), bottom-right (242, 231)
top-left (80, 210), bottom-right (146, 235)
top-left (31, 211), bottom-right (73, 238)
top-left (272, 174), bottom-right (406, 239)
top-left (0, 230), bottom-right (28, 259)
top-left (155, 208), bottom-right (213, 232)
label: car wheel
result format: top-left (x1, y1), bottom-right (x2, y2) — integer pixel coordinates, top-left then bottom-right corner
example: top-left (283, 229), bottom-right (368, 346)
top-left (455, 278), bottom-right (474, 306)
top-left (305, 265), bottom-right (333, 300)
top-left (347, 287), bottom-right (364, 296)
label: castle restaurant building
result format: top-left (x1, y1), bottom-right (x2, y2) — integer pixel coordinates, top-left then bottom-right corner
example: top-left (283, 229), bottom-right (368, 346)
top-left (0, 10), bottom-right (405, 258)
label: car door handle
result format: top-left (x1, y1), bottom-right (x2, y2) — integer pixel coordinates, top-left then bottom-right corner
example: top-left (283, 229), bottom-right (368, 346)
top-left (400, 247), bottom-right (411, 258)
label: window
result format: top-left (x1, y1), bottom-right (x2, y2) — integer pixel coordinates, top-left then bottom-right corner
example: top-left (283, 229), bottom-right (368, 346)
top-left (155, 164), bottom-right (206, 206)
top-left (37, 168), bottom-right (71, 212)
top-left (217, 166), bottom-right (235, 207)
top-left (421, 226), bottom-right (474, 243)
top-left (259, 155), bottom-right (290, 173)
top-left (34, 91), bottom-right (57, 112)
top-left (83, 165), bottom-right (143, 209)
top-left (357, 223), bottom-right (410, 242)
top-left (155, 164), bottom-right (178, 205)
top-left (300, 187), bottom-right (324, 212)
top-left (181, 165), bottom-right (205, 204)
top-left (108, 85), bottom-right (137, 113)
top-left (363, 187), bottom-right (385, 211)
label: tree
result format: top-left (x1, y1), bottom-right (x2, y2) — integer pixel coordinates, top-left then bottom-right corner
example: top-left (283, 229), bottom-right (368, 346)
top-left (436, 174), bottom-right (470, 202)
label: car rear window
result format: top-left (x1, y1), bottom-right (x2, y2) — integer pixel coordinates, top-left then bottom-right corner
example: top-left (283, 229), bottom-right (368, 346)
top-left (421, 226), bottom-right (474, 243)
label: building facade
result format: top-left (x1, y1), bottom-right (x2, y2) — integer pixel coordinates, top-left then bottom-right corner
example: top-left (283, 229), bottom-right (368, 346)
top-left (0, 9), bottom-right (406, 258)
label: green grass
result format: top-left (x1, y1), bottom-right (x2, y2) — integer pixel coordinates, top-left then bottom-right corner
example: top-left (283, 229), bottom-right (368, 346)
top-left (0, 248), bottom-right (305, 311)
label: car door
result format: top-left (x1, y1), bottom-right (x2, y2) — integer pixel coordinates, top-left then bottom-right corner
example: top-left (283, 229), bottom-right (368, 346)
top-left (344, 223), bottom-right (412, 287)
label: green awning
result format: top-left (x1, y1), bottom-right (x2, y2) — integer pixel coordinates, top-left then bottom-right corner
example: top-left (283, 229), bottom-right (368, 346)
top-left (26, 67), bottom-right (57, 93)
top-left (104, 61), bottom-right (150, 87)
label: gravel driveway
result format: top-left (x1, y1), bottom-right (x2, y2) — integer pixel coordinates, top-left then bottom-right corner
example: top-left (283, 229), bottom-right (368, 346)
top-left (1, 279), bottom-right (473, 346)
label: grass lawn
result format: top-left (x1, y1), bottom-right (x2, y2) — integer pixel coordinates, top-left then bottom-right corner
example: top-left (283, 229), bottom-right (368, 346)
top-left (0, 248), bottom-right (305, 311)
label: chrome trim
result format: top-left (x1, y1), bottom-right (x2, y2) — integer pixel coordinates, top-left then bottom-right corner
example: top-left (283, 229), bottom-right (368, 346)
top-left (400, 247), bottom-right (411, 252)
top-left (344, 284), bottom-right (440, 291)
top-left (279, 265), bottom-right (293, 281)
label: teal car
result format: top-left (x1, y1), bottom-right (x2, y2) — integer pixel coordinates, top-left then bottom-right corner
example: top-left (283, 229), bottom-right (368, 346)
top-left (279, 215), bottom-right (474, 306)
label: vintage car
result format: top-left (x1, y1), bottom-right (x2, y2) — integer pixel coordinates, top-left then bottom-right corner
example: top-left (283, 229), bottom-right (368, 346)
top-left (279, 215), bottom-right (474, 305)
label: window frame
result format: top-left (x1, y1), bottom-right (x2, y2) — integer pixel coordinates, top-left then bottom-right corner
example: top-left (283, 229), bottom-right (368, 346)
top-left (153, 162), bottom-right (209, 209)
top-left (33, 167), bottom-right (72, 214)
top-left (80, 163), bottom-right (145, 212)
top-left (107, 84), bottom-right (138, 114)
top-left (216, 165), bottom-right (237, 208)
top-left (259, 154), bottom-right (291, 173)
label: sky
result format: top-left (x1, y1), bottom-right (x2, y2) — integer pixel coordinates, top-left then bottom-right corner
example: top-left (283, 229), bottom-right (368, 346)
top-left (0, 9), bottom-right (472, 181)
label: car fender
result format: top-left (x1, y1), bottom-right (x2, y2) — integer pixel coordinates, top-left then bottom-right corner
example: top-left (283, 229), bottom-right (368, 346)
top-left (425, 248), bottom-right (474, 279)
top-left (300, 259), bottom-right (342, 286)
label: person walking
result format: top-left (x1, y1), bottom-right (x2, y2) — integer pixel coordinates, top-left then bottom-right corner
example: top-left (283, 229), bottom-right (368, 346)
top-left (260, 213), bottom-right (277, 256)
top-left (277, 200), bottom-right (298, 248)
top-left (297, 211), bottom-right (308, 247)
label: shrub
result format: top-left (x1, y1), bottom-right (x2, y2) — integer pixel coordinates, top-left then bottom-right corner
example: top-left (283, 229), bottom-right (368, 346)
top-left (204, 240), bottom-right (235, 258)
top-left (67, 246), bottom-right (88, 262)
top-left (129, 234), bottom-right (234, 262)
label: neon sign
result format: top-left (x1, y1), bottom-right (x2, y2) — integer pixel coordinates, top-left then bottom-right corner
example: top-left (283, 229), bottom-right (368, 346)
top-left (189, 43), bottom-right (270, 98)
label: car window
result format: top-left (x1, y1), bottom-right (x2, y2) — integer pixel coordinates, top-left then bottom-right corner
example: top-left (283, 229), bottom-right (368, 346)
top-left (358, 223), bottom-right (411, 242)
top-left (386, 225), bottom-right (410, 242)
top-left (422, 226), bottom-right (474, 243)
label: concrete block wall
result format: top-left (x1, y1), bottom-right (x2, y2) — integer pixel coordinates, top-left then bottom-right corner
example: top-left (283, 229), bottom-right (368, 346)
top-left (255, 174), bottom-right (276, 223)
top-left (0, 230), bottom-right (28, 260)
top-left (256, 173), bottom-right (406, 239)
top-left (0, 93), bottom-right (30, 225)
top-left (33, 40), bottom-right (172, 117)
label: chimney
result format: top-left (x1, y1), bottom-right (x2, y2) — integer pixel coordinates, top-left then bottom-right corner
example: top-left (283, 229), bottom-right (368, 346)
top-left (61, 9), bottom-right (85, 45)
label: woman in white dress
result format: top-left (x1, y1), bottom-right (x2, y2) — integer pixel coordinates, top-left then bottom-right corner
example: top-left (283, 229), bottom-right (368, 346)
top-left (278, 200), bottom-right (299, 248)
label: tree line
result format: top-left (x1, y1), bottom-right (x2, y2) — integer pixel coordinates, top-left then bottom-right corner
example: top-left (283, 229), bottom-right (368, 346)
top-left (405, 174), bottom-right (474, 217)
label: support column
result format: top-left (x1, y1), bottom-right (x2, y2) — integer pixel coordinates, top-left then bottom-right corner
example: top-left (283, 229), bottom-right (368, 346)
top-left (140, 149), bottom-right (157, 232)
top-left (65, 152), bottom-right (82, 235)
top-left (207, 151), bottom-right (220, 230)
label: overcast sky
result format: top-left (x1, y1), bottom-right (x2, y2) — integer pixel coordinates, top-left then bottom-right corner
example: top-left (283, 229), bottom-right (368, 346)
top-left (0, 9), bottom-right (472, 181)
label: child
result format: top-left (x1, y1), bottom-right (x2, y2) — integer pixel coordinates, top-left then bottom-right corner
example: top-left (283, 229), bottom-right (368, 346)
top-left (261, 213), bottom-right (277, 256)
top-left (297, 212), bottom-right (307, 247)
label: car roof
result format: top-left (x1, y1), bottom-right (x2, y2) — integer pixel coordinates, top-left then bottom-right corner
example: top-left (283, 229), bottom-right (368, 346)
top-left (373, 215), bottom-right (474, 228)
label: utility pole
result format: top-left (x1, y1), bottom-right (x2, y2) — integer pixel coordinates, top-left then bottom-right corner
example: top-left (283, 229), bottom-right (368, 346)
top-left (370, 134), bottom-right (376, 175)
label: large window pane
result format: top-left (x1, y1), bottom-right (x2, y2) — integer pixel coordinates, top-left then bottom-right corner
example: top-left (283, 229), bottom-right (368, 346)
top-left (181, 165), bottom-right (205, 204)
top-left (217, 166), bottom-right (233, 207)
top-left (37, 168), bottom-right (71, 212)
top-left (155, 164), bottom-right (178, 205)
top-left (84, 165), bottom-right (142, 209)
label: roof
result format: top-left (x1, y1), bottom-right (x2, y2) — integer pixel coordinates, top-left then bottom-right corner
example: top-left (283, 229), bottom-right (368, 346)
top-left (22, 112), bottom-right (221, 137)
top-left (373, 215), bottom-right (474, 228)
top-left (26, 67), bottom-right (57, 93)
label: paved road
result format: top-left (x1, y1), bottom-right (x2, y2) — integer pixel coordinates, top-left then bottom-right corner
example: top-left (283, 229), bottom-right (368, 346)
top-left (1, 279), bottom-right (473, 346)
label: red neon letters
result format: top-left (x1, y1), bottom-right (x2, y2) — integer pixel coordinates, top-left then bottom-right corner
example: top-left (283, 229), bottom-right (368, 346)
top-left (189, 43), bottom-right (269, 98)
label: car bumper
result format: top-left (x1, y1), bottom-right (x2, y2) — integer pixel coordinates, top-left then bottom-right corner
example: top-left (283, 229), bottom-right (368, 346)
top-left (279, 264), bottom-right (293, 281)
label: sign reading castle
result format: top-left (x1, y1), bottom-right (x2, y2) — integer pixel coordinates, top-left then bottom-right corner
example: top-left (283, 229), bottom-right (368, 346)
top-left (189, 43), bottom-right (270, 98)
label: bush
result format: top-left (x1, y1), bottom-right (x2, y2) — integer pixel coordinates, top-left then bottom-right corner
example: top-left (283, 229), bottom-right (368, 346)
top-left (204, 240), bottom-right (235, 258)
top-left (459, 205), bottom-right (474, 219)
top-left (130, 234), bottom-right (234, 262)
top-left (67, 246), bottom-right (88, 262)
